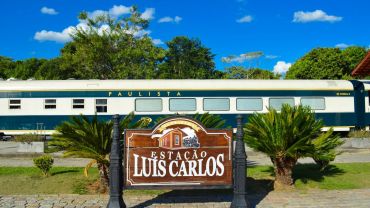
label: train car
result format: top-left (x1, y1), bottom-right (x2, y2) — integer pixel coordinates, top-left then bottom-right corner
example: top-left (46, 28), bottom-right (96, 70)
top-left (0, 79), bottom-right (369, 136)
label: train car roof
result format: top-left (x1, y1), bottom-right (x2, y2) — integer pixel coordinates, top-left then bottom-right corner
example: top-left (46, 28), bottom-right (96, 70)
top-left (0, 79), bottom-right (354, 91)
top-left (359, 80), bottom-right (370, 90)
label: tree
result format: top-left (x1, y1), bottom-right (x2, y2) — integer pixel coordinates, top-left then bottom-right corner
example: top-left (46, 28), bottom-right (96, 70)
top-left (223, 66), bottom-right (281, 79)
top-left (286, 47), bottom-right (368, 79)
top-left (341, 46), bottom-right (368, 75)
top-left (60, 7), bottom-right (165, 79)
top-left (50, 113), bottom-right (151, 192)
top-left (0, 56), bottom-right (15, 79)
top-left (244, 104), bottom-right (340, 189)
top-left (10, 58), bottom-right (47, 80)
top-left (34, 58), bottom-right (65, 80)
top-left (157, 36), bottom-right (217, 79)
top-left (286, 48), bottom-right (346, 79)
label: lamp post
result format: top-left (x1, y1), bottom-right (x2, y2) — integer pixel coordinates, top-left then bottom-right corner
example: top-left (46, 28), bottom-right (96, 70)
top-left (231, 115), bottom-right (249, 208)
top-left (107, 114), bottom-right (126, 208)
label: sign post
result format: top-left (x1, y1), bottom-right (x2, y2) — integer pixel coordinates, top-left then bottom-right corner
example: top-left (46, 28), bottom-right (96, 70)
top-left (231, 115), bottom-right (249, 208)
top-left (107, 114), bottom-right (126, 208)
top-left (124, 116), bottom-right (233, 189)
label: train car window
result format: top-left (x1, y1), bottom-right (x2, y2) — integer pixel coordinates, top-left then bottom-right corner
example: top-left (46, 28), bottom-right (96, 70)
top-left (203, 98), bottom-right (230, 111)
top-left (237, 98), bottom-right (263, 111)
top-left (269, 98), bottom-right (294, 110)
top-left (135, 98), bottom-right (162, 112)
top-left (44, 99), bottom-right (56, 109)
top-left (169, 98), bottom-right (196, 111)
top-left (73, 99), bottom-right (85, 109)
top-left (9, 99), bottom-right (21, 109)
top-left (301, 98), bottom-right (325, 110)
top-left (96, 99), bottom-right (107, 113)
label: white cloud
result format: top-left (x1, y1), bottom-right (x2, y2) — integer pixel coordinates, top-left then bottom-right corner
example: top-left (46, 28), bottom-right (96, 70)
top-left (34, 5), bottom-right (153, 43)
top-left (152, 39), bottom-right (164, 45)
top-left (174, 16), bottom-right (182, 23)
top-left (222, 52), bottom-right (263, 63)
top-left (236, 15), bottom-right (253, 23)
top-left (335, 43), bottom-right (350, 49)
top-left (273, 61), bottom-right (292, 74)
top-left (130, 28), bottom-right (151, 37)
top-left (34, 27), bottom-right (73, 43)
top-left (158, 16), bottom-right (182, 23)
top-left (293, 10), bottom-right (342, 23)
top-left (88, 10), bottom-right (107, 19)
top-left (34, 23), bottom-right (89, 43)
top-left (88, 5), bottom-right (132, 19)
top-left (141, 8), bottom-right (155, 20)
top-left (41, 7), bottom-right (58, 15)
top-left (109, 5), bottom-right (131, 17)
top-left (265, 55), bottom-right (278, 59)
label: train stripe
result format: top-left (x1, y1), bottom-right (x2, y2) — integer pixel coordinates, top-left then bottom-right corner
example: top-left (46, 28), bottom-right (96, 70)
top-left (0, 113), bottom-right (360, 131)
top-left (0, 90), bottom-right (354, 98)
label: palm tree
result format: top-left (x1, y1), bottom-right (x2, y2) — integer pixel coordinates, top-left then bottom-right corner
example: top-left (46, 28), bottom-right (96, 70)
top-left (310, 129), bottom-right (343, 171)
top-left (244, 104), bottom-right (340, 189)
top-left (155, 112), bottom-right (227, 128)
top-left (192, 112), bottom-right (227, 128)
top-left (49, 112), bottom-right (151, 192)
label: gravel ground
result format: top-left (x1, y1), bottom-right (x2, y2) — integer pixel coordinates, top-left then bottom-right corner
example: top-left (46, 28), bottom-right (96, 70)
top-left (1, 188), bottom-right (370, 207)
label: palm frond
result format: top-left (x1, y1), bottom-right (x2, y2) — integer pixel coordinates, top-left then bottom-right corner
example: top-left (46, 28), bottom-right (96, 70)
top-left (84, 159), bottom-right (97, 177)
top-left (120, 112), bottom-right (152, 130)
top-left (50, 114), bottom-right (113, 163)
top-left (154, 112), bottom-right (227, 129)
top-left (244, 104), bottom-right (329, 160)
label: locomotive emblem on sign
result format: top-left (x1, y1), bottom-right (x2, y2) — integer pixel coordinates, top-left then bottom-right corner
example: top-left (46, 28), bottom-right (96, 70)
top-left (124, 117), bottom-right (232, 189)
top-left (152, 127), bottom-right (200, 149)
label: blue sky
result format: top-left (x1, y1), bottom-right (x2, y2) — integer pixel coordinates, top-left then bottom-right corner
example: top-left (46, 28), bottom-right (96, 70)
top-left (0, 0), bottom-right (369, 74)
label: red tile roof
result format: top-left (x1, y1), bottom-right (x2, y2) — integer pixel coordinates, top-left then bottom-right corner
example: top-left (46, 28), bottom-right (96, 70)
top-left (352, 52), bottom-right (370, 77)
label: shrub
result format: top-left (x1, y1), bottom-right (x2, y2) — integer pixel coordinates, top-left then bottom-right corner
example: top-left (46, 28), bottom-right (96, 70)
top-left (311, 129), bottom-right (344, 171)
top-left (244, 104), bottom-right (340, 189)
top-left (15, 134), bottom-right (43, 143)
top-left (33, 155), bottom-right (54, 176)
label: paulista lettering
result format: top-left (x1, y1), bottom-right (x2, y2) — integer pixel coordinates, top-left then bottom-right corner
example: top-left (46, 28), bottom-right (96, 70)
top-left (133, 150), bottom-right (225, 177)
top-left (108, 91), bottom-right (182, 97)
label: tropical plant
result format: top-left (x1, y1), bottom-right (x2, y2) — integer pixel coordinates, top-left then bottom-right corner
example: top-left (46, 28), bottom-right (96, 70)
top-left (192, 112), bottom-right (227, 128)
top-left (244, 104), bottom-right (340, 189)
top-left (310, 129), bottom-right (343, 171)
top-left (49, 112), bottom-right (151, 192)
top-left (155, 112), bottom-right (227, 128)
top-left (33, 155), bottom-right (54, 176)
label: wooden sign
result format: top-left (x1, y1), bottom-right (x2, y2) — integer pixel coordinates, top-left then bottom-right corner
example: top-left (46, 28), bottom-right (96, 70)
top-left (124, 117), bottom-right (233, 189)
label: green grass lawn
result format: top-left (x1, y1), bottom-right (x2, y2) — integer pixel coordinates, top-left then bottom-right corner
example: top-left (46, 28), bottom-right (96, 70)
top-left (1, 163), bottom-right (370, 195)
top-left (0, 167), bottom-right (99, 195)
top-left (247, 163), bottom-right (370, 191)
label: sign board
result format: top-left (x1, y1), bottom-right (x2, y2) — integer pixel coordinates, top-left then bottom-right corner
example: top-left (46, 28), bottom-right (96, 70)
top-left (124, 117), bottom-right (233, 189)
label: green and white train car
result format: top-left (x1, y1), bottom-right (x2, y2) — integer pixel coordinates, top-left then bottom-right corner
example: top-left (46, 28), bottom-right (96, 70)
top-left (0, 79), bottom-right (369, 136)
